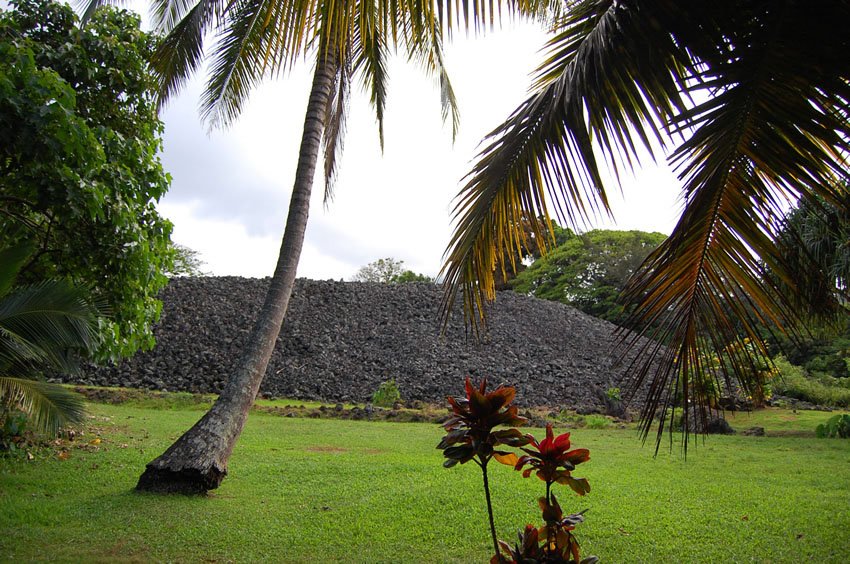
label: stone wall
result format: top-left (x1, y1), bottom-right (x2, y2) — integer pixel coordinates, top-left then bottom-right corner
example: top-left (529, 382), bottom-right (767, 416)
top-left (73, 277), bottom-right (647, 410)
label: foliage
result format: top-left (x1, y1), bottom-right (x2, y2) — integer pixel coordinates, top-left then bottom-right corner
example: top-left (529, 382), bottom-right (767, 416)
top-left (511, 230), bottom-right (665, 323)
top-left (766, 316), bottom-right (850, 381)
top-left (0, 0), bottom-right (174, 361)
top-left (493, 216), bottom-right (575, 290)
top-left (166, 244), bottom-right (209, 277)
top-left (438, 378), bottom-right (596, 563)
top-left (776, 190), bottom-right (850, 310)
top-left (370, 379), bottom-right (402, 408)
top-left (0, 245), bottom-right (100, 440)
top-left (815, 414), bottom-right (850, 439)
top-left (773, 356), bottom-right (850, 408)
top-left (352, 258), bottom-right (434, 284)
top-left (440, 0), bottom-right (850, 449)
top-left (392, 270), bottom-right (436, 284)
top-left (604, 388), bottom-right (621, 403)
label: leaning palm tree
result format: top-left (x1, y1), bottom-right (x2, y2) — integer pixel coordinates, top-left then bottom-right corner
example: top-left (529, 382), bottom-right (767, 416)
top-left (0, 245), bottom-right (101, 438)
top-left (442, 0), bottom-right (850, 446)
top-left (80, 0), bottom-right (524, 492)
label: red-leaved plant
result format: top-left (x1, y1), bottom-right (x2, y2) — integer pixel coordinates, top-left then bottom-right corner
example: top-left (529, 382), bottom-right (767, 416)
top-left (438, 378), bottom-right (598, 563)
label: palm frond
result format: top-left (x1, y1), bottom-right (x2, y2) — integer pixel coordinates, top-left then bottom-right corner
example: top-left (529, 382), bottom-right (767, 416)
top-left (149, 0), bottom-right (224, 107)
top-left (0, 244), bottom-right (33, 298)
top-left (151, 0), bottom-right (208, 32)
top-left (351, 21), bottom-right (390, 150)
top-left (404, 18), bottom-right (460, 141)
top-left (199, 0), bottom-right (286, 128)
top-left (440, 0), bottom-right (688, 330)
top-left (619, 0), bottom-right (850, 445)
top-left (0, 377), bottom-right (86, 436)
top-left (322, 51), bottom-right (351, 206)
top-left (76, 0), bottom-right (124, 25)
top-left (0, 281), bottom-right (102, 376)
top-left (442, 0), bottom-right (850, 448)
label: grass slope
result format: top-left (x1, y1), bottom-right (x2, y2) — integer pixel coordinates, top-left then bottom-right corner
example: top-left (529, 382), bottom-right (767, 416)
top-left (1, 402), bottom-right (849, 563)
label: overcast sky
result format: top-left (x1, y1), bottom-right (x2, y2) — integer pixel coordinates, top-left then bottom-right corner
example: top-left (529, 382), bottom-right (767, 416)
top-left (133, 9), bottom-right (683, 280)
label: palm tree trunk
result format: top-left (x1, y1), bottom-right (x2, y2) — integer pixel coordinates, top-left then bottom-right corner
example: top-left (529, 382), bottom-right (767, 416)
top-left (136, 49), bottom-right (338, 494)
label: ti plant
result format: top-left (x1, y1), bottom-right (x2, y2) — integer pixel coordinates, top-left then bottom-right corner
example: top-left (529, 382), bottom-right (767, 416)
top-left (438, 378), bottom-right (598, 563)
top-left (437, 377), bottom-right (530, 560)
top-left (497, 424), bottom-right (595, 563)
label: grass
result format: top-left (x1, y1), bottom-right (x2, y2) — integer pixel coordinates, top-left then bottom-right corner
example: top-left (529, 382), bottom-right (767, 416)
top-left (2, 400), bottom-right (849, 563)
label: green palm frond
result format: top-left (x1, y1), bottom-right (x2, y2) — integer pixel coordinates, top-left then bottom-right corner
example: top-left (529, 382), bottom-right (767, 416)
top-left (0, 244), bottom-right (33, 298)
top-left (200, 0), bottom-right (283, 128)
top-left (0, 377), bottom-right (86, 436)
top-left (404, 18), bottom-right (460, 141)
top-left (0, 280), bottom-right (102, 376)
top-left (351, 20), bottom-right (390, 150)
top-left (76, 0), bottom-right (120, 25)
top-left (0, 254), bottom-right (101, 436)
top-left (440, 0), bottom-right (688, 329)
top-left (150, 0), bottom-right (225, 108)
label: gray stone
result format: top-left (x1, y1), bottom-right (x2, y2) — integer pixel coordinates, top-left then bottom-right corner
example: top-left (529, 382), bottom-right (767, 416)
top-left (71, 277), bottom-right (655, 411)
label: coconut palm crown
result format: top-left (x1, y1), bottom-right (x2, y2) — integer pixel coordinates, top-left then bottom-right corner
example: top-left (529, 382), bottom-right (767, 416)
top-left (77, 0), bottom-right (536, 493)
top-left (441, 0), bottom-right (850, 445)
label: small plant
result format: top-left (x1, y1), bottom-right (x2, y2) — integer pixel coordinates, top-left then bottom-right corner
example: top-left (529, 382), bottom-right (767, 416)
top-left (815, 414), bottom-right (850, 438)
top-left (1, 409), bottom-right (29, 452)
top-left (371, 379), bottom-right (402, 408)
top-left (604, 388), bottom-right (621, 402)
top-left (437, 378), bottom-right (530, 559)
top-left (438, 378), bottom-right (597, 563)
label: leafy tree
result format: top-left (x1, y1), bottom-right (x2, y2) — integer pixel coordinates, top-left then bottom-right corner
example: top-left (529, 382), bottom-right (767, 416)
top-left (0, 245), bottom-right (101, 440)
top-left (511, 230), bottom-right (665, 323)
top-left (351, 258), bottom-right (407, 283)
top-left (441, 0), bottom-right (850, 444)
top-left (167, 244), bottom-right (209, 277)
top-left (0, 0), bottom-right (174, 361)
top-left (760, 194), bottom-right (850, 379)
top-left (79, 0), bottom-right (503, 492)
top-left (777, 190), bottom-right (850, 311)
top-left (351, 258), bottom-right (434, 283)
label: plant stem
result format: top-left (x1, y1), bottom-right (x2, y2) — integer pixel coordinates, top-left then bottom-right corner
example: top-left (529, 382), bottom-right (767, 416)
top-left (480, 458), bottom-right (501, 562)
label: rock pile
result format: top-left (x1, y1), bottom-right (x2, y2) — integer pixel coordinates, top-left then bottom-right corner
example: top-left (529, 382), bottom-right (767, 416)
top-left (71, 277), bottom-right (648, 411)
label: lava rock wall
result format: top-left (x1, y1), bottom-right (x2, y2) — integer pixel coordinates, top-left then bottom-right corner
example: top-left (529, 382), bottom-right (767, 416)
top-left (75, 277), bottom-right (646, 410)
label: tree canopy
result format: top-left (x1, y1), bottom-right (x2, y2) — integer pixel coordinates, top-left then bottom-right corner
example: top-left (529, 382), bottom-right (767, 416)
top-left (511, 230), bottom-right (666, 323)
top-left (352, 258), bottom-right (434, 283)
top-left (0, 0), bottom-right (174, 360)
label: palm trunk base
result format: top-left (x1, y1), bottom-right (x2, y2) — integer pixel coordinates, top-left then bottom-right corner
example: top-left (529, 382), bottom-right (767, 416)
top-left (136, 461), bottom-right (226, 494)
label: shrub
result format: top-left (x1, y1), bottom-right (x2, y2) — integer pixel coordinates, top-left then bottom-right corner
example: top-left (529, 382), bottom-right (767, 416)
top-left (371, 379), bottom-right (402, 408)
top-left (605, 388), bottom-right (621, 402)
top-left (815, 414), bottom-right (850, 438)
top-left (773, 356), bottom-right (850, 407)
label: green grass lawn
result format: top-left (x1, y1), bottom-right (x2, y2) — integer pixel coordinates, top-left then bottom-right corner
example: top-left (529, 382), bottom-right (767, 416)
top-left (2, 401), bottom-right (849, 563)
